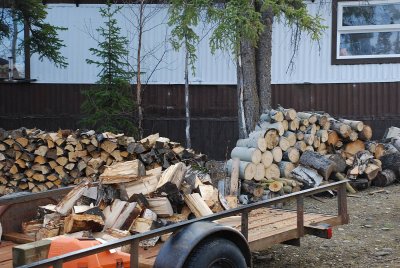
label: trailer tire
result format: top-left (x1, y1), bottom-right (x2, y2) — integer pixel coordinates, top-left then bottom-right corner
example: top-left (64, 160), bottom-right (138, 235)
top-left (184, 237), bottom-right (247, 268)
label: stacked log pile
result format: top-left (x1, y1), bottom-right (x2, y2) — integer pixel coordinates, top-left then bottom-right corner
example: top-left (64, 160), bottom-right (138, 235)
top-left (18, 161), bottom-right (229, 250)
top-left (226, 107), bottom-right (397, 202)
top-left (0, 128), bottom-right (206, 196)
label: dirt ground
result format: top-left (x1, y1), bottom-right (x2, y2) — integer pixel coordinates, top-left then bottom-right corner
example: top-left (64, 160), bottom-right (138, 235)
top-left (252, 183), bottom-right (400, 268)
top-left (207, 160), bottom-right (400, 268)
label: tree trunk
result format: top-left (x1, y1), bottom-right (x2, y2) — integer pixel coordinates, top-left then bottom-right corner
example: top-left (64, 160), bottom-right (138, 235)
top-left (184, 42), bottom-right (191, 148)
top-left (238, 39), bottom-right (260, 138)
top-left (136, 0), bottom-right (145, 139)
top-left (255, 7), bottom-right (273, 113)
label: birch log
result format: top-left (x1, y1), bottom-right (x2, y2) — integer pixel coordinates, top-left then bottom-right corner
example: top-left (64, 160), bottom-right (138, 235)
top-left (231, 147), bottom-right (262, 164)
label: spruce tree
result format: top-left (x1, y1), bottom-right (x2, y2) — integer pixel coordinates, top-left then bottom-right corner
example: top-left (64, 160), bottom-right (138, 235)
top-left (80, 2), bottom-right (136, 136)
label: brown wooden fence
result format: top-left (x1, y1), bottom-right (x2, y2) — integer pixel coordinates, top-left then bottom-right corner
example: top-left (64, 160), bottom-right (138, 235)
top-left (0, 82), bottom-right (399, 159)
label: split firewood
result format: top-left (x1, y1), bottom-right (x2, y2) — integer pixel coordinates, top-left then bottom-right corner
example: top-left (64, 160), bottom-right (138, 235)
top-left (64, 214), bottom-right (104, 233)
top-left (157, 162), bottom-right (186, 189)
top-left (55, 180), bottom-right (90, 215)
top-left (148, 197), bottom-right (174, 217)
top-left (100, 160), bottom-right (146, 184)
top-left (344, 140), bottom-right (366, 157)
top-left (184, 193), bottom-right (213, 218)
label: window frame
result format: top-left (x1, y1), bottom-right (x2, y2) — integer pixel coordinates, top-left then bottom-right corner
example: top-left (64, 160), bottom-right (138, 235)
top-left (332, 0), bottom-right (400, 65)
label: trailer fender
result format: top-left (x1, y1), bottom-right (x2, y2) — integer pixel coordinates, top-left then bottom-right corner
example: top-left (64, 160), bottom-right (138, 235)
top-left (153, 221), bottom-right (251, 268)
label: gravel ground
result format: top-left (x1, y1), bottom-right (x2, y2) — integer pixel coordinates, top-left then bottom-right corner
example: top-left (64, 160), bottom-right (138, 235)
top-left (207, 160), bottom-right (400, 268)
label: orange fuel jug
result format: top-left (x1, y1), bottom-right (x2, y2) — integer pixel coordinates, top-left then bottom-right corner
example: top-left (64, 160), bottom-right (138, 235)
top-left (47, 237), bottom-right (130, 268)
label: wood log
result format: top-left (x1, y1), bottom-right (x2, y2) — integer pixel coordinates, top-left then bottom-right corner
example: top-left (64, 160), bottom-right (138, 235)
top-left (288, 118), bottom-right (300, 131)
top-left (140, 133), bottom-right (160, 149)
top-left (304, 133), bottom-right (315, 146)
top-left (231, 147), bottom-right (262, 164)
top-left (316, 114), bottom-right (329, 128)
top-left (282, 147), bottom-right (300, 163)
top-left (268, 109), bottom-right (284, 122)
top-left (296, 131), bottom-right (304, 141)
top-left (278, 137), bottom-right (290, 152)
top-left (365, 163), bottom-right (381, 181)
top-left (380, 152), bottom-right (400, 174)
top-left (372, 169), bottom-right (397, 187)
top-left (123, 174), bottom-right (160, 197)
top-left (325, 154), bottom-right (347, 173)
top-left (256, 122), bottom-right (284, 136)
top-left (229, 158), bottom-right (240, 196)
top-left (265, 163), bottom-right (280, 180)
top-left (157, 162), bottom-right (186, 189)
top-left (344, 140), bottom-right (366, 156)
top-left (349, 178), bottom-right (370, 191)
top-left (100, 140), bottom-right (118, 154)
top-left (147, 197), bottom-right (174, 217)
top-left (272, 147), bottom-right (282, 163)
top-left (297, 112), bottom-right (317, 124)
top-left (282, 120), bottom-right (289, 131)
top-left (264, 129), bottom-right (279, 149)
top-left (241, 180), bottom-right (264, 197)
top-left (55, 180), bottom-right (90, 215)
top-left (327, 130), bottom-right (339, 146)
top-left (330, 120), bottom-right (352, 139)
top-left (299, 151), bottom-right (336, 180)
top-left (100, 160), bottom-right (146, 184)
top-left (313, 137), bottom-right (321, 149)
top-left (316, 130), bottom-right (328, 143)
top-left (278, 161), bottom-right (295, 178)
top-left (291, 166), bottom-right (323, 188)
top-left (294, 141), bottom-right (306, 153)
top-left (365, 141), bottom-right (377, 154)
top-left (239, 132), bottom-right (267, 152)
top-left (225, 160), bottom-right (256, 180)
top-left (254, 163), bottom-right (265, 181)
top-left (261, 151), bottom-right (273, 168)
top-left (268, 181), bottom-right (283, 192)
top-left (374, 143), bottom-right (386, 159)
top-left (184, 193), bottom-right (213, 218)
top-left (103, 199), bottom-right (129, 229)
top-left (277, 107), bottom-right (297, 121)
top-left (283, 131), bottom-right (296, 147)
top-left (348, 131), bottom-right (358, 142)
top-left (339, 119), bottom-right (364, 132)
top-left (64, 214), bottom-right (104, 233)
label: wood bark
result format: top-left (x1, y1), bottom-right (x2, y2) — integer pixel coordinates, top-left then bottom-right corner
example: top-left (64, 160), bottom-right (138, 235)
top-left (299, 151), bottom-right (336, 180)
top-left (372, 169), bottom-right (397, 187)
top-left (241, 180), bottom-right (264, 197)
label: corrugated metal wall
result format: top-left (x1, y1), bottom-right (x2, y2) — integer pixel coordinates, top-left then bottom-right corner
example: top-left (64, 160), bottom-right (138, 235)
top-left (30, 4), bottom-right (236, 84)
top-left (29, 2), bottom-right (400, 84)
top-left (1, 82), bottom-right (400, 159)
top-left (271, 1), bottom-right (400, 84)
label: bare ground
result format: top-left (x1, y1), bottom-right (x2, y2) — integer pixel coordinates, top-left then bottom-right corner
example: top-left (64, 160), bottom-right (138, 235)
top-left (253, 183), bottom-right (400, 268)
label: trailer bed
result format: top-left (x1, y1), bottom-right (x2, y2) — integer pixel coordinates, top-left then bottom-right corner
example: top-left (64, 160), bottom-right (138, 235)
top-left (137, 207), bottom-right (341, 267)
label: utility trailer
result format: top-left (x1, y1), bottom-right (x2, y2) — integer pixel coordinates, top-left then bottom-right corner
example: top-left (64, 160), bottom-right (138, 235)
top-left (1, 180), bottom-right (349, 268)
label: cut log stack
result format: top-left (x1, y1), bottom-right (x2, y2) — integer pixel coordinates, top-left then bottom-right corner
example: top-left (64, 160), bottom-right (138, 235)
top-left (0, 128), bottom-right (206, 196)
top-left (16, 159), bottom-right (230, 250)
top-left (226, 107), bottom-right (397, 203)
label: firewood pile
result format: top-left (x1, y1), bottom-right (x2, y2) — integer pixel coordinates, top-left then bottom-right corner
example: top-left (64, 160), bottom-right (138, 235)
top-left (0, 128), bottom-right (206, 196)
top-left (226, 107), bottom-right (398, 202)
top-left (19, 161), bottom-right (226, 248)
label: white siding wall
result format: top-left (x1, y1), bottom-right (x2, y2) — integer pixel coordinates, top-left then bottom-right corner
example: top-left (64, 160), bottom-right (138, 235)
top-left (31, 4), bottom-right (236, 84)
top-left (271, 1), bottom-right (400, 84)
top-left (31, 2), bottom-right (400, 84)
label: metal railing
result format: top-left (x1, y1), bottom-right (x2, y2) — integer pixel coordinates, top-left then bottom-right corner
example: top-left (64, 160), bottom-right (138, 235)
top-left (18, 180), bottom-right (349, 268)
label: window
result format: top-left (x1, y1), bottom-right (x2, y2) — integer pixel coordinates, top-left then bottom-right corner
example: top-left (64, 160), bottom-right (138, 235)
top-left (0, 8), bottom-right (26, 80)
top-left (332, 0), bottom-right (400, 64)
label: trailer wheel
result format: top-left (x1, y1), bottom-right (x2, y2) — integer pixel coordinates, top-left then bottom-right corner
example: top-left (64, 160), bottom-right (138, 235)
top-left (184, 237), bottom-right (247, 268)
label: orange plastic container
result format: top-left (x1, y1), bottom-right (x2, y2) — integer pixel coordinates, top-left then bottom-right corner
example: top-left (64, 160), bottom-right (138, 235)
top-left (47, 237), bottom-right (130, 268)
